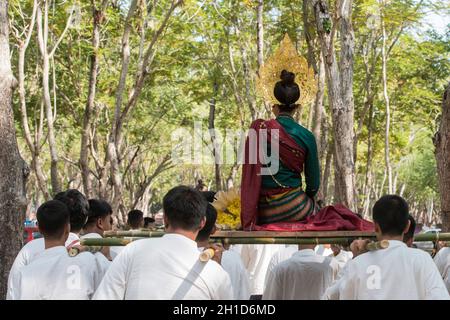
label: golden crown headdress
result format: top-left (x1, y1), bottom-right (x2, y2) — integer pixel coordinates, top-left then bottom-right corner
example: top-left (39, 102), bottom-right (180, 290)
top-left (256, 34), bottom-right (317, 106)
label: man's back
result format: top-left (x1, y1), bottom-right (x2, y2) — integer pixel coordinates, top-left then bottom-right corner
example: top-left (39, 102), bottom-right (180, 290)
top-left (329, 250), bottom-right (353, 269)
top-left (339, 240), bottom-right (449, 300)
top-left (263, 249), bottom-right (339, 300)
top-left (94, 234), bottom-right (233, 300)
top-left (239, 244), bottom-right (285, 295)
top-left (14, 246), bottom-right (98, 300)
top-left (434, 247), bottom-right (450, 292)
top-left (221, 250), bottom-right (250, 300)
top-left (7, 233), bottom-right (80, 300)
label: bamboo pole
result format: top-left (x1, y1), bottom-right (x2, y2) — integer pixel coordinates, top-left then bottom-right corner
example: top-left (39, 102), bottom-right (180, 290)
top-left (81, 238), bottom-right (132, 246)
top-left (103, 230), bottom-right (165, 238)
top-left (199, 248), bottom-right (215, 262)
top-left (366, 240), bottom-right (389, 251)
top-left (68, 245), bottom-right (103, 257)
top-left (82, 233), bottom-right (450, 247)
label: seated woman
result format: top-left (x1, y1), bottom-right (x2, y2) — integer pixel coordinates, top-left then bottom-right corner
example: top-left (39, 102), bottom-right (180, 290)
top-left (241, 70), bottom-right (320, 230)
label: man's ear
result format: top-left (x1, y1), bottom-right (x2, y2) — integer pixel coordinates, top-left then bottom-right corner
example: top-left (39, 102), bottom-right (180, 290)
top-left (63, 223), bottom-right (70, 240)
top-left (211, 224), bottom-right (217, 236)
top-left (97, 217), bottom-right (103, 231)
top-left (199, 216), bottom-right (206, 230)
top-left (374, 222), bottom-right (381, 234)
top-left (163, 215), bottom-right (169, 228)
top-left (402, 220), bottom-right (411, 235)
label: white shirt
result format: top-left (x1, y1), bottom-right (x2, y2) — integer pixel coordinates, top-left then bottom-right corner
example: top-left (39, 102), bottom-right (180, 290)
top-left (221, 250), bottom-right (251, 300)
top-left (80, 233), bottom-right (111, 282)
top-left (10, 246), bottom-right (99, 300)
top-left (323, 240), bottom-right (450, 300)
top-left (93, 234), bottom-right (233, 300)
top-left (434, 247), bottom-right (450, 292)
top-left (315, 245), bottom-right (333, 257)
top-left (238, 244), bottom-right (286, 295)
top-left (263, 249), bottom-right (340, 300)
top-left (7, 233), bottom-right (80, 300)
top-left (108, 229), bottom-right (140, 259)
top-left (329, 250), bottom-right (353, 269)
top-left (265, 245), bottom-right (298, 287)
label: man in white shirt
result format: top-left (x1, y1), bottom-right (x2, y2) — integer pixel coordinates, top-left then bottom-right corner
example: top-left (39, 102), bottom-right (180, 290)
top-left (315, 244), bottom-right (333, 257)
top-left (93, 186), bottom-right (233, 300)
top-left (323, 195), bottom-right (449, 300)
top-left (7, 189), bottom-right (89, 299)
top-left (127, 209), bottom-right (144, 230)
top-left (238, 244), bottom-right (286, 299)
top-left (80, 199), bottom-right (115, 277)
top-left (434, 242), bottom-right (450, 292)
top-left (10, 200), bottom-right (99, 300)
top-left (403, 215), bottom-right (416, 247)
top-left (196, 202), bottom-right (251, 300)
top-left (263, 244), bottom-right (340, 300)
top-left (108, 209), bottom-right (145, 259)
top-left (329, 245), bottom-right (353, 269)
top-left (264, 245), bottom-right (298, 287)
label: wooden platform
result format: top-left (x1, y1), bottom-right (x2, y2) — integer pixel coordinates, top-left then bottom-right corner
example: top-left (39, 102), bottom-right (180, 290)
top-left (211, 230), bottom-right (376, 238)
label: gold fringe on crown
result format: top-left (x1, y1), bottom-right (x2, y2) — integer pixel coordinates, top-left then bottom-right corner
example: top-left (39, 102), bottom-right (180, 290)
top-left (256, 34), bottom-right (317, 106)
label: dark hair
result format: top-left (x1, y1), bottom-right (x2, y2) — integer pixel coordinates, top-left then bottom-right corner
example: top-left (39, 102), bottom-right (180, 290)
top-left (201, 191), bottom-right (217, 203)
top-left (403, 215), bottom-right (416, 242)
top-left (127, 210), bottom-right (144, 229)
top-left (273, 70), bottom-right (300, 112)
top-left (163, 186), bottom-right (207, 231)
top-left (85, 199), bottom-right (112, 226)
top-left (196, 204), bottom-right (218, 242)
top-left (54, 189), bottom-right (89, 233)
top-left (144, 217), bottom-right (155, 228)
top-left (372, 195), bottom-right (409, 236)
top-left (37, 200), bottom-right (70, 239)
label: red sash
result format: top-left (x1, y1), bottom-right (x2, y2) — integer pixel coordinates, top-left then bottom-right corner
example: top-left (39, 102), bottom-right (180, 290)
top-left (241, 119), bottom-right (306, 230)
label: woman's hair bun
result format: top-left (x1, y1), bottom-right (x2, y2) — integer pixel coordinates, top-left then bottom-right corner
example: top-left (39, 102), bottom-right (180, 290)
top-left (280, 69), bottom-right (296, 85)
top-left (274, 69), bottom-right (300, 107)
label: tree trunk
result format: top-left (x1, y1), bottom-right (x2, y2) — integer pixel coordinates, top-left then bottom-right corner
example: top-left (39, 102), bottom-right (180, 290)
top-left (209, 82), bottom-right (222, 191)
top-left (80, 0), bottom-right (108, 198)
top-left (107, 0), bottom-right (138, 218)
top-left (0, 0), bottom-right (28, 298)
top-left (381, 8), bottom-right (393, 194)
top-left (241, 44), bottom-right (257, 121)
top-left (321, 139), bottom-right (333, 203)
top-left (37, 2), bottom-right (64, 194)
top-left (362, 103), bottom-right (374, 215)
top-left (16, 0), bottom-right (48, 199)
top-left (434, 82), bottom-right (450, 232)
top-left (312, 55), bottom-right (326, 155)
top-left (256, 0), bottom-right (264, 68)
top-left (302, 0), bottom-right (318, 73)
top-left (208, 82), bottom-right (222, 191)
top-left (255, 0), bottom-right (271, 118)
top-left (312, 0), bottom-right (357, 210)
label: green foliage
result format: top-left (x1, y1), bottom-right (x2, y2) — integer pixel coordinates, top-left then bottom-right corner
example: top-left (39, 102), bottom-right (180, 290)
top-left (7, 0), bottom-right (450, 218)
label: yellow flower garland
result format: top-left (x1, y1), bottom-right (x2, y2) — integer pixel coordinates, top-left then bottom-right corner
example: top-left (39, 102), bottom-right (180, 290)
top-left (212, 188), bottom-right (241, 230)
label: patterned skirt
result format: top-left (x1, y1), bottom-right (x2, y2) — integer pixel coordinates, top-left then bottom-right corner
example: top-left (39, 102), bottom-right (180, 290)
top-left (257, 187), bottom-right (317, 225)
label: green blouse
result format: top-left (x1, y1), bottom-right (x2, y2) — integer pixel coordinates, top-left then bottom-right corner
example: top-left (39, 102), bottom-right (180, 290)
top-left (261, 115), bottom-right (321, 198)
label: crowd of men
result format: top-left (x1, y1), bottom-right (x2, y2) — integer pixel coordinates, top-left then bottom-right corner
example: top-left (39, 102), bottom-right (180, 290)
top-left (6, 186), bottom-right (450, 300)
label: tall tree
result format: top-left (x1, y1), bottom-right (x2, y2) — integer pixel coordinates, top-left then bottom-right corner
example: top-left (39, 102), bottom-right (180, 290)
top-left (311, 0), bottom-right (357, 210)
top-left (36, 0), bottom-right (73, 194)
top-left (434, 83), bottom-right (450, 232)
top-left (380, 1), bottom-right (393, 194)
top-left (80, 0), bottom-right (109, 198)
top-left (0, 0), bottom-right (28, 298)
